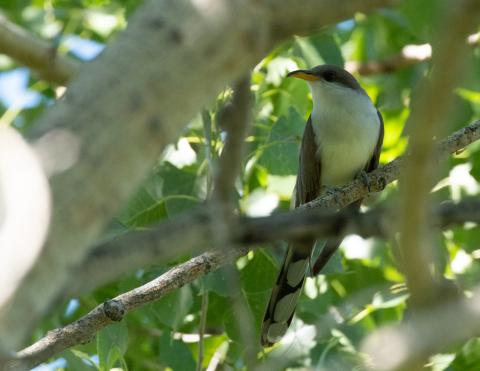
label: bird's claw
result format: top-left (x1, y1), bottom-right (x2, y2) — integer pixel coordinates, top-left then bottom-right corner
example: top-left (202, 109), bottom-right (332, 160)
top-left (323, 186), bottom-right (342, 204)
top-left (357, 170), bottom-right (371, 192)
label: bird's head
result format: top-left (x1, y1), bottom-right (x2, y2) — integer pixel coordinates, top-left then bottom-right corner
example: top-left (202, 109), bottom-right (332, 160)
top-left (287, 65), bottom-right (366, 103)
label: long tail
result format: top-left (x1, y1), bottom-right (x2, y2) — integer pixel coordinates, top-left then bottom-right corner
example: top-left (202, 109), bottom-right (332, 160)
top-left (260, 239), bottom-right (341, 347)
top-left (260, 242), bottom-right (310, 347)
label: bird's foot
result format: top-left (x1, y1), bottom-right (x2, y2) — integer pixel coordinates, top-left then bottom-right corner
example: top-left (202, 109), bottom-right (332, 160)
top-left (322, 186), bottom-right (342, 204)
top-left (356, 170), bottom-right (371, 192)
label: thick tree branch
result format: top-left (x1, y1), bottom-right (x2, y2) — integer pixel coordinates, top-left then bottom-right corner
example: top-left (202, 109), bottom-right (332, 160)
top-left (0, 127), bottom-right (50, 309)
top-left (362, 284), bottom-right (480, 371)
top-left (346, 44), bottom-right (433, 75)
top-left (0, 15), bottom-right (79, 85)
top-left (69, 119), bottom-right (480, 294)
top-left (397, 0), bottom-right (480, 313)
top-left (7, 199), bottom-right (480, 370)
top-left (0, 0), bottom-right (395, 350)
top-left (346, 32), bottom-right (480, 76)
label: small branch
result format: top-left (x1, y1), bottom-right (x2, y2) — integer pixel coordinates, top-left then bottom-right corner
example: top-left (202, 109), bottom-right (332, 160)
top-left (196, 289), bottom-right (209, 371)
top-left (9, 199), bottom-right (480, 369)
top-left (210, 76), bottom-right (258, 366)
top-left (301, 120), bottom-right (480, 211)
top-left (0, 15), bottom-right (79, 85)
top-left (5, 246), bottom-right (248, 371)
top-left (213, 76), bottom-right (252, 205)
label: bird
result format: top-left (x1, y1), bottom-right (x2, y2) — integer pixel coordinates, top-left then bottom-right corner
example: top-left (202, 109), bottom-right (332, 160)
top-left (260, 64), bottom-right (384, 347)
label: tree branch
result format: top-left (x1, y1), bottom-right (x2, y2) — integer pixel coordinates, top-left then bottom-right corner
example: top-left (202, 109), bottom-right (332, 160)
top-left (213, 75), bottom-right (252, 205)
top-left (346, 31), bottom-right (480, 76)
top-left (0, 0), bottom-right (394, 350)
top-left (7, 199), bottom-right (480, 370)
top-left (70, 119), bottom-right (480, 294)
top-left (397, 0), bottom-right (480, 312)
top-left (4, 246), bottom-right (248, 371)
top-left (362, 284), bottom-right (480, 371)
top-left (0, 127), bottom-right (50, 309)
top-left (0, 15), bottom-right (79, 85)
top-left (211, 75), bottom-right (259, 365)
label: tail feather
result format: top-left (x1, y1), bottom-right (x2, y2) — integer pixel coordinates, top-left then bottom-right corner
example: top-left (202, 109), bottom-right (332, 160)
top-left (261, 239), bottom-right (341, 347)
top-left (261, 245), bottom-right (310, 347)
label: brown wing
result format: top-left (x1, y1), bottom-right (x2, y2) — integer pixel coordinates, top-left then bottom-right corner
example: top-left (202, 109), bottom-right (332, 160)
top-left (295, 115), bottom-right (322, 207)
top-left (365, 110), bottom-right (384, 173)
top-left (260, 116), bottom-right (321, 346)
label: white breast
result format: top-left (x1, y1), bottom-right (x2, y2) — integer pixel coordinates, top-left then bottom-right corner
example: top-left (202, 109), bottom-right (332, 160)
top-left (309, 82), bottom-right (380, 186)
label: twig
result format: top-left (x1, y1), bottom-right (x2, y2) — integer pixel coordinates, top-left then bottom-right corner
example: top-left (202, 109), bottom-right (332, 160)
top-left (7, 199), bottom-right (480, 370)
top-left (197, 289), bottom-right (209, 371)
top-left (202, 110), bottom-right (215, 197)
top-left (0, 15), bottom-right (79, 85)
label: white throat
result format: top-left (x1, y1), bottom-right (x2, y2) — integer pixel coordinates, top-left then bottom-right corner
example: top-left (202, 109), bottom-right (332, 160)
top-left (308, 81), bottom-right (380, 186)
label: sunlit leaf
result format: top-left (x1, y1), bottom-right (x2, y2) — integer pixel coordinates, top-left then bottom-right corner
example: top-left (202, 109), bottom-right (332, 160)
top-left (97, 322), bottom-right (128, 371)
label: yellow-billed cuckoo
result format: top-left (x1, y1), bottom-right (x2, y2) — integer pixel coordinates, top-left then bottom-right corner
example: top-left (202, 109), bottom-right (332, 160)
top-left (260, 65), bottom-right (384, 347)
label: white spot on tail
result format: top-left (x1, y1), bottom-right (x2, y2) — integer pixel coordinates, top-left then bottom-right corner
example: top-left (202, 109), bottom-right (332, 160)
top-left (273, 290), bottom-right (302, 322)
top-left (267, 322), bottom-right (288, 344)
top-left (286, 259), bottom-right (308, 287)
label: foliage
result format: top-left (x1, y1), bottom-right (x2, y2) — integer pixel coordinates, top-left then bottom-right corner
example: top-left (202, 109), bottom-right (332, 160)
top-left (2, 0), bottom-right (480, 370)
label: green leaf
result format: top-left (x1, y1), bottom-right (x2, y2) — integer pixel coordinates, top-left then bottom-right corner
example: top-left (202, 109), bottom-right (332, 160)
top-left (158, 332), bottom-right (196, 371)
top-left (157, 163), bottom-right (199, 216)
top-left (202, 268), bottom-right (229, 297)
top-left (222, 250), bottom-right (280, 339)
top-left (456, 88), bottom-right (480, 105)
top-left (400, 0), bottom-right (446, 41)
top-left (295, 33), bottom-right (345, 67)
top-left (223, 308), bottom-right (243, 344)
top-left (450, 338), bottom-right (480, 370)
top-left (240, 250), bottom-right (278, 294)
top-left (258, 108), bottom-right (304, 175)
top-left (64, 350), bottom-right (98, 370)
top-left (270, 78), bottom-right (311, 119)
top-left (189, 335), bottom-right (228, 369)
top-left (315, 34), bottom-right (345, 67)
top-left (119, 187), bottom-right (168, 228)
top-left (151, 285), bottom-right (193, 329)
top-left (294, 36), bottom-right (324, 67)
top-left (96, 322), bottom-right (128, 371)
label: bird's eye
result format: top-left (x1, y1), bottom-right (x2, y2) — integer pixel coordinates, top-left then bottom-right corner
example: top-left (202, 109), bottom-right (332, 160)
top-left (323, 71), bottom-right (335, 82)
